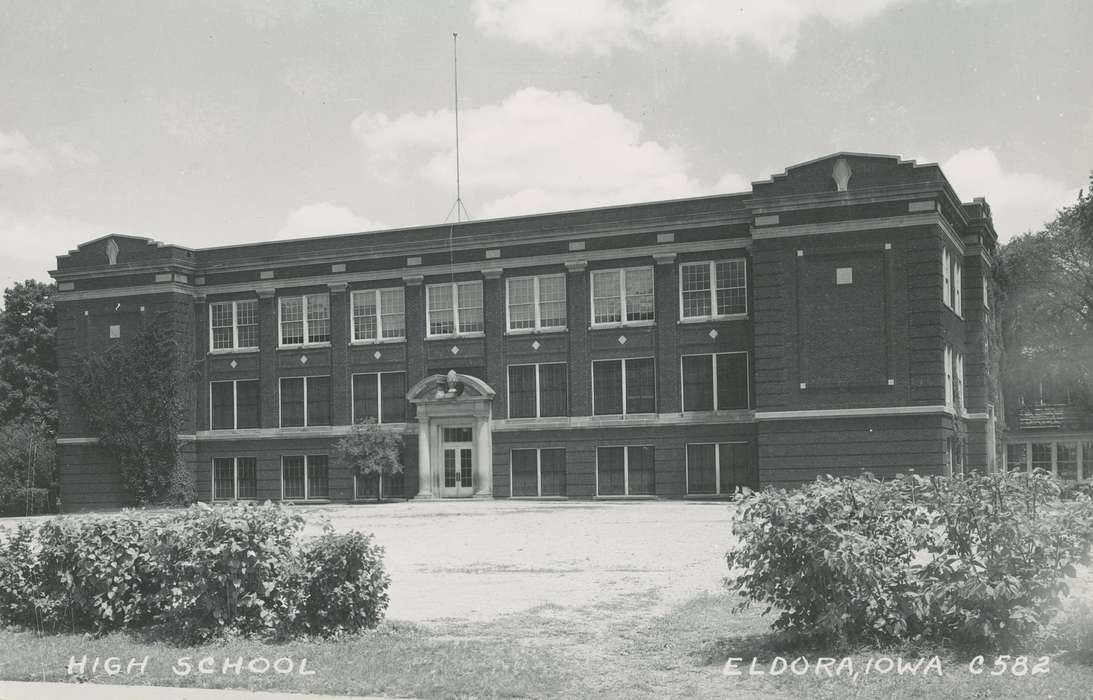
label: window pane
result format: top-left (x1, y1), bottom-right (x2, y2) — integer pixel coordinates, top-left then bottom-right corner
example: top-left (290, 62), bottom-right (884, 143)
top-left (593, 360), bottom-right (623, 415)
top-left (280, 297), bottom-right (304, 345)
top-left (511, 449), bottom-right (539, 497)
top-left (307, 455), bottom-right (329, 498)
top-left (1031, 443), bottom-right (1053, 472)
top-left (597, 446), bottom-right (625, 496)
top-left (540, 448), bottom-right (566, 497)
top-left (681, 263), bottom-right (711, 318)
top-left (1058, 443), bottom-right (1078, 480)
top-left (720, 443), bottom-right (752, 493)
top-left (508, 365), bottom-right (537, 418)
top-left (352, 290), bottom-right (378, 341)
top-left (625, 269), bottom-right (655, 321)
top-left (211, 381), bottom-right (235, 430)
top-left (716, 353), bottom-right (749, 409)
top-left (306, 295), bottom-right (331, 343)
top-left (353, 373), bottom-right (379, 422)
top-left (682, 355), bottom-right (714, 412)
top-left (236, 300), bottom-right (258, 348)
top-left (380, 372), bottom-right (407, 423)
top-left (380, 288), bottom-right (405, 339)
top-left (715, 260), bottom-right (747, 315)
top-left (625, 358), bottom-right (656, 414)
top-left (538, 276), bottom-right (567, 328)
top-left (686, 444), bottom-right (717, 495)
top-left (235, 380), bottom-right (260, 429)
top-left (538, 363), bottom-right (568, 417)
top-left (280, 378), bottom-right (305, 427)
top-left (307, 376), bottom-right (331, 426)
top-left (1006, 443), bottom-right (1028, 472)
top-left (457, 282), bottom-right (483, 333)
top-left (507, 278), bottom-right (536, 330)
top-left (592, 271), bottom-right (621, 324)
top-left (210, 302), bottom-right (234, 350)
top-left (1083, 442), bottom-right (1093, 481)
top-left (627, 445), bottom-right (656, 495)
top-left (236, 457), bottom-right (257, 499)
top-left (282, 456), bottom-right (305, 499)
top-left (428, 285), bottom-right (454, 335)
top-left (213, 457), bottom-right (235, 500)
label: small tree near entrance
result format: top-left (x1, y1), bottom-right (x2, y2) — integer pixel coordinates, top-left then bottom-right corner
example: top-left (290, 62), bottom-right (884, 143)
top-left (333, 419), bottom-right (404, 501)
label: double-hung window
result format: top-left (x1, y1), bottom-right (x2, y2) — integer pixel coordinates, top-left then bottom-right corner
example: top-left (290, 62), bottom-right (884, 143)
top-left (507, 363), bottom-right (568, 418)
top-left (596, 445), bottom-right (655, 496)
top-left (944, 345), bottom-right (965, 410)
top-left (510, 448), bottom-right (566, 497)
top-left (352, 371), bottom-right (408, 423)
top-left (210, 379), bottom-right (260, 430)
top-left (427, 281), bottom-right (483, 336)
top-left (507, 274), bottom-right (566, 331)
top-left (592, 358), bottom-right (656, 415)
top-left (351, 287), bottom-right (405, 342)
top-left (686, 443), bottom-right (751, 496)
top-left (281, 455), bottom-right (328, 500)
top-left (942, 248), bottom-right (951, 307)
top-left (279, 376), bottom-right (331, 427)
top-left (681, 352), bottom-right (749, 411)
top-left (680, 260), bottom-right (747, 320)
top-left (212, 457), bottom-right (257, 500)
top-left (279, 294), bottom-right (330, 346)
top-left (209, 300), bottom-right (259, 351)
top-left (591, 268), bottom-right (654, 326)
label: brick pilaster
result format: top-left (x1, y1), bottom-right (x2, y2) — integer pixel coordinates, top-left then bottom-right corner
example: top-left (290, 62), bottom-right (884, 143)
top-left (257, 289), bottom-right (279, 429)
top-left (654, 253), bottom-right (680, 413)
top-left (483, 268), bottom-right (505, 417)
top-left (328, 282), bottom-right (350, 425)
top-left (565, 260), bottom-right (590, 416)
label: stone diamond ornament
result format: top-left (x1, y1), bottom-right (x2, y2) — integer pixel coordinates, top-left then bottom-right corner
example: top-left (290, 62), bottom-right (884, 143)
top-left (373, 350), bottom-right (382, 360)
top-left (299, 355), bottom-right (309, 365)
top-left (531, 340), bottom-right (541, 350)
top-left (617, 335), bottom-right (627, 345)
top-left (229, 360), bottom-right (238, 369)
top-left (708, 329), bottom-right (719, 339)
top-left (450, 345), bottom-right (461, 355)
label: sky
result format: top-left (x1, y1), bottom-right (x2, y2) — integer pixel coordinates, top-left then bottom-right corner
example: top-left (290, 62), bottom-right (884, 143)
top-left (0, 0), bottom-right (1090, 291)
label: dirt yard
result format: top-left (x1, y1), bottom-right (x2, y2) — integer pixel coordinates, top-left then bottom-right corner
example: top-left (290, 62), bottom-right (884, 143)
top-left (299, 500), bottom-right (737, 623)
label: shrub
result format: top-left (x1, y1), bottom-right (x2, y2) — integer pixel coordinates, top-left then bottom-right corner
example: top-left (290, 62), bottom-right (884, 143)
top-left (0, 487), bottom-right (51, 516)
top-left (0, 524), bottom-right (40, 624)
top-left (293, 530), bottom-right (390, 636)
top-left (727, 471), bottom-right (1093, 651)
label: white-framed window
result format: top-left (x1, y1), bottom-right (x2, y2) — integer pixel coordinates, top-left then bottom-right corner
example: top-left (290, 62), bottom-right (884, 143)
top-left (281, 455), bottom-right (329, 500)
top-left (592, 357), bottom-right (656, 415)
top-left (209, 299), bottom-right (259, 351)
top-left (680, 259), bottom-right (747, 320)
top-left (954, 257), bottom-right (962, 315)
top-left (426, 281), bottom-right (483, 337)
top-left (212, 457), bottom-right (257, 501)
top-left (279, 375), bottom-right (331, 427)
top-left (944, 345), bottom-right (964, 410)
top-left (983, 275), bottom-right (990, 309)
top-left (209, 379), bottom-right (261, 430)
top-left (596, 445), bottom-right (655, 496)
top-left (507, 363), bottom-right (568, 418)
top-left (944, 345), bottom-right (953, 407)
top-left (352, 371), bottom-right (408, 423)
top-left (955, 349), bottom-right (964, 411)
top-left (506, 274), bottom-right (566, 331)
top-left (686, 442), bottom-right (751, 496)
top-left (681, 352), bottom-right (749, 411)
top-left (591, 267), bottom-right (654, 326)
top-left (351, 287), bottom-right (405, 342)
top-left (510, 448), bottom-right (566, 497)
top-left (942, 248), bottom-right (951, 308)
top-left (279, 294), bottom-right (330, 346)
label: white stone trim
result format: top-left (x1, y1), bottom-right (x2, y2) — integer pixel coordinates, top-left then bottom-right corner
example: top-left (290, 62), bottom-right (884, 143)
top-left (755, 405), bottom-right (950, 421)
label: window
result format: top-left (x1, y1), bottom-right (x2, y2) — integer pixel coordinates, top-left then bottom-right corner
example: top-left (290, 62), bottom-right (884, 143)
top-left (279, 294), bottom-right (330, 346)
top-left (1006, 443), bottom-right (1028, 472)
top-left (680, 260), bottom-right (747, 319)
top-left (596, 445), bottom-right (655, 496)
top-left (210, 379), bottom-right (260, 430)
top-left (355, 470), bottom-right (405, 499)
top-left (1058, 443), bottom-right (1079, 480)
top-left (508, 363), bottom-right (568, 418)
top-left (209, 300), bottom-right (259, 351)
top-left (507, 274), bottom-right (566, 331)
top-left (681, 353), bottom-right (749, 411)
top-left (427, 281), bottom-right (483, 336)
top-left (953, 257), bottom-right (962, 315)
top-left (944, 346), bottom-right (964, 411)
top-left (983, 276), bottom-right (990, 309)
top-left (942, 248), bottom-right (963, 315)
top-left (955, 350), bottom-right (964, 411)
top-left (352, 372), bottom-right (408, 423)
top-left (510, 448), bottom-right (566, 497)
top-left (279, 376), bottom-right (331, 427)
top-left (281, 455), bottom-right (328, 500)
top-left (212, 457), bottom-right (257, 500)
top-left (1031, 443), bottom-right (1053, 473)
top-left (591, 268), bottom-right (654, 326)
top-left (686, 443), bottom-right (752, 495)
top-left (942, 248), bottom-right (951, 307)
top-left (351, 287), bottom-right (405, 342)
top-left (593, 358), bottom-right (656, 415)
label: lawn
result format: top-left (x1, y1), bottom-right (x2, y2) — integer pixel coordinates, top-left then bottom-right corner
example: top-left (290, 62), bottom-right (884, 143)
top-left (2, 500), bottom-right (1091, 698)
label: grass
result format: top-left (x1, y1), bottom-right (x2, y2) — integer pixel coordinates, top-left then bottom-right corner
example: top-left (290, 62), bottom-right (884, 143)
top-left (3, 592), bottom-right (1092, 698)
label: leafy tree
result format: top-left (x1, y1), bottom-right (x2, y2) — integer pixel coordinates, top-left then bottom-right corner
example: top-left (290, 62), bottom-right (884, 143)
top-left (332, 419), bottom-right (404, 501)
top-left (999, 176), bottom-right (1093, 410)
top-left (0, 280), bottom-right (57, 433)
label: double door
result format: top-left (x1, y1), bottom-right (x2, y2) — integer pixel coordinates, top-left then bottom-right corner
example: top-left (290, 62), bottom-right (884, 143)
top-left (442, 427), bottom-right (474, 498)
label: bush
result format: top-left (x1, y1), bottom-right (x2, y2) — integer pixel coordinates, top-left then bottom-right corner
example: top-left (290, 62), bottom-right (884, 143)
top-left (0, 524), bottom-right (40, 624)
top-left (727, 471), bottom-right (1093, 651)
top-left (293, 531), bottom-right (390, 636)
top-left (0, 487), bottom-right (51, 516)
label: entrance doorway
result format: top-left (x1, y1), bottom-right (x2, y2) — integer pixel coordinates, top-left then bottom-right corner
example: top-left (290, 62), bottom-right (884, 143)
top-left (442, 427), bottom-right (474, 498)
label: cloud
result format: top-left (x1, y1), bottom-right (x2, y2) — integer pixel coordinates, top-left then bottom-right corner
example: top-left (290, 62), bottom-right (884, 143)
top-left (0, 207), bottom-right (104, 290)
top-left (277, 202), bottom-right (384, 239)
top-left (352, 87), bottom-right (749, 219)
top-left (472, 0), bottom-right (913, 59)
top-left (0, 130), bottom-right (51, 175)
top-left (941, 148), bottom-right (1081, 241)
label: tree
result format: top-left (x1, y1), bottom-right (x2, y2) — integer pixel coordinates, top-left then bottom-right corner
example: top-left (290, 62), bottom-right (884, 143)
top-left (332, 419), bottom-right (404, 501)
top-left (999, 176), bottom-right (1093, 411)
top-left (0, 280), bottom-right (57, 433)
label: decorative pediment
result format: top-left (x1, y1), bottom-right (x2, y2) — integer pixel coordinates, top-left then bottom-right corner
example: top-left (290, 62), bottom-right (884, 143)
top-left (407, 370), bottom-right (495, 404)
